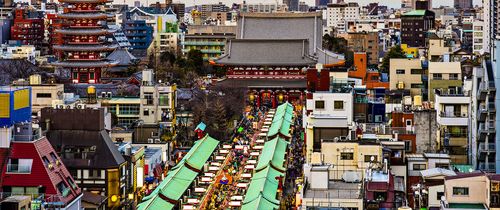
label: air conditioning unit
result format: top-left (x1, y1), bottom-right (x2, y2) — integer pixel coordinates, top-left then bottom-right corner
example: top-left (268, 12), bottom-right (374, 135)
top-left (339, 136), bottom-right (347, 141)
top-left (106, 92), bottom-right (112, 98)
top-left (147, 138), bottom-right (154, 143)
top-left (154, 138), bottom-right (161, 143)
top-left (56, 160), bottom-right (61, 166)
top-left (56, 104), bottom-right (65, 109)
top-left (101, 92), bottom-right (107, 98)
top-left (76, 104), bottom-right (86, 109)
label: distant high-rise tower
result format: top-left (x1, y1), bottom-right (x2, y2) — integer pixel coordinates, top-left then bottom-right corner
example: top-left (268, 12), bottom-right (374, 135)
top-left (454, 0), bottom-right (473, 9)
top-left (0, 0), bottom-right (13, 7)
top-left (315, 0), bottom-right (331, 7)
top-left (284, 0), bottom-right (299, 11)
top-left (415, 0), bottom-right (431, 10)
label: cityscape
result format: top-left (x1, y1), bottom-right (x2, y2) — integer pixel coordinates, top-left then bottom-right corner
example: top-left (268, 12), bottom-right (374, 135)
top-left (0, 0), bottom-right (495, 209)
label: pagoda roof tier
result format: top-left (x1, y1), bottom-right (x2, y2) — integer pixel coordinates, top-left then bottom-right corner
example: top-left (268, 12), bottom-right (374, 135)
top-left (52, 60), bottom-right (119, 68)
top-left (214, 39), bottom-right (317, 66)
top-left (53, 44), bottom-right (119, 51)
top-left (59, 0), bottom-right (111, 3)
top-left (55, 28), bottom-right (115, 35)
top-left (58, 12), bottom-right (107, 19)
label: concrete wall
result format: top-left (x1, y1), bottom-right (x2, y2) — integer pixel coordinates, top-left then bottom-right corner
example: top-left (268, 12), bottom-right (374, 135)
top-left (389, 58), bottom-right (423, 96)
top-left (429, 185), bottom-right (444, 207)
top-left (414, 111), bottom-right (438, 153)
top-left (445, 175), bottom-right (487, 204)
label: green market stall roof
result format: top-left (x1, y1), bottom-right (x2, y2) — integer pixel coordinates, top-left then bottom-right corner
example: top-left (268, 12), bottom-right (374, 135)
top-left (137, 135), bottom-right (219, 210)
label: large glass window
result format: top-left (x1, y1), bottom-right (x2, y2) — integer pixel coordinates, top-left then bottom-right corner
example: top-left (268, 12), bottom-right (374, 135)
top-left (119, 104), bottom-right (140, 115)
top-left (7, 159), bottom-right (32, 173)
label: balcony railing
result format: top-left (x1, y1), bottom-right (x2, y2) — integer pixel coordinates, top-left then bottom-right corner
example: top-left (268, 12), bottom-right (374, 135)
top-left (0, 192), bottom-right (70, 208)
top-left (6, 164), bottom-right (32, 173)
top-left (478, 143), bottom-right (496, 152)
top-left (479, 162), bottom-right (496, 171)
top-left (361, 123), bottom-right (415, 135)
top-left (440, 111), bottom-right (468, 118)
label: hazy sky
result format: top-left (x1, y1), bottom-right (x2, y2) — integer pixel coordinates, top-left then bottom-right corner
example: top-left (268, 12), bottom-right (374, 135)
top-left (125, 0), bottom-right (483, 8)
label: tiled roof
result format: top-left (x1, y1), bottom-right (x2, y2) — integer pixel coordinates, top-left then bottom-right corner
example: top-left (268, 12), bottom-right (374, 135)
top-left (214, 39), bottom-right (316, 66)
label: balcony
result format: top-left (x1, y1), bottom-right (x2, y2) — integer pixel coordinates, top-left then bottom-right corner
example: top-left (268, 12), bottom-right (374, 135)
top-left (438, 112), bottom-right (468, 126)
top-left (361, 124), bottom-right (415, 135)
top-left (489, 102), bottom-right (496, 113)
top-left (477, 82), bottom-right (488, 100)
top-left (478, 143), bottom-right (496, 153)
top-left (6, 164), bottom-right (32, 173)
top-left (478, 122), bottom-right (496, 141)
top-left (478, 105), bottom-right (487, 122)
top-left (479, 162), bottom-right (496, 172)
top-left (181, 41), bottom-right (226, 46)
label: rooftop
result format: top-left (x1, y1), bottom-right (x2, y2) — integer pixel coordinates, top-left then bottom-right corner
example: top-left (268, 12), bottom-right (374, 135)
top-left (304, 181), bottom-right (362, 199)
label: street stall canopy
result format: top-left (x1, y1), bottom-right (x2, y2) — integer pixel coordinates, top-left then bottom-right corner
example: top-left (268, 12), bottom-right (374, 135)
top-left (267, 103), bottom-right (294, 138)
top-left (242, 166), bottom-right (283, 210)
top-left (255, 137), bottom-right (288, 172)
top-left (137, 135), bottom-right (220, 210)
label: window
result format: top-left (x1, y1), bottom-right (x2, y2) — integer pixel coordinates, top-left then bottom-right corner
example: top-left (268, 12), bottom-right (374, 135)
top-left (404, 140), bottom-right (412, 152)
top-left (433, 73), bottom-right (443, 80)
top-left (411, 69), bottom-right (423, 74)
top-left (50, 152), bottom-right (58, 162)
top-left (411, 83), bottom-right (423, 88)
top-left (118, 104), bottom-right (140, 115)
top-left (67, 177), bottom-right (77, 189)
top-left (159, 93), bottom-right (170, 106)
top-left (315, 100), bottom-right (325, 109)
top-left (364, 155), bottom-right (377, 162)
top-left (143, 109), bottom-right (149, 116)
top-left (449, 73), bottom-right (459, 80)
top-left (413, 164), bottom-right (426, 170)
top-left (36, 93), bottom-right (52, 98)
top-left (7, 159), bottom-right (32, 173)
top-left (334, 101), bottom-right (344, 110)
top-left (42, 156), bottom-right (51, 167)
top-left (406, 119), bottom-right (412, 126)
top-left (340, 152), bottom-right (354, 160)
top-left (144, 92), bottom-right (154, 105)
top-left (56, 181), bottom-right (70, 197)
top-left (89, 72), bottom-right (95, 80)
top-left (452, 187), bottom-right (469, 196)
top-left (73, 72), bottom-right (78, 79)
top-left (396, 69), bottom-right (405, 74)
top-left (435, 163), bottom-right (449, 169)
top-left (437, 191), bottom-right (444, 200)
top-left (375, 115), bottom-right (383, 122)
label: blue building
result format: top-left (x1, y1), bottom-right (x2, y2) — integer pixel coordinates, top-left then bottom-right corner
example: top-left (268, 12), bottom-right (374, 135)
top-left (0, 86), bottom-right (31, 127)
top-left (123, 19), bottom-right (153, 52)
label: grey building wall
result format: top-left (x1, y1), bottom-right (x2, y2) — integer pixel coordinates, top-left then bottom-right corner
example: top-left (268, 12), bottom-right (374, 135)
top-left (414, 111), bottom-right (438, 153)
top-left (0, 19), bottom-right (11, 44)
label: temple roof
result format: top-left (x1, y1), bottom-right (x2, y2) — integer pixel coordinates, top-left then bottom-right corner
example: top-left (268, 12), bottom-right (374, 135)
top-left (214, 39), bottom-right (316, 66)
top-left (55, 28), bottom-right (115, 35)
top-left (217, 78), bottom-right (307, 88)
top-left (237, 12), bottom-right (322, 54)
top-left (52, 60), bottom-right (119, 68)
top-left (59, 0), bottom-right (111, 3)
top-left (53, 44), bottom-right (119, 52)
top-left (106, 48), bottom-right (138, 66)
top-left (57, 13), bottom-right (107, 19)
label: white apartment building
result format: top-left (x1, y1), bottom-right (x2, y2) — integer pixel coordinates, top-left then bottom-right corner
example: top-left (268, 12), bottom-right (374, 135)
top-left (473, 20), bottom-right (485, 54)
top-left (0, 44), bottom-right (39, 64)
top-left (326, 2), bottom-right (360, 33)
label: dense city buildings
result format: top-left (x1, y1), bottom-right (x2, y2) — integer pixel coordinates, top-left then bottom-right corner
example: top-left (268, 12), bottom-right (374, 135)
top-left (0, 0), bottom-right (499, 209)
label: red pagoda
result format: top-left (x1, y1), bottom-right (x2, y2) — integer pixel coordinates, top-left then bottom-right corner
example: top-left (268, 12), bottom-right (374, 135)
top-left (53, 0), bottom-right (118, 84)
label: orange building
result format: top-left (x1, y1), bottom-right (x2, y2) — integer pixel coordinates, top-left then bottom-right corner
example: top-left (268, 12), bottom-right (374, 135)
top-left (348, 52), bottom-right (367, 81)
top-left (365, 71), bottom-right (389, 89)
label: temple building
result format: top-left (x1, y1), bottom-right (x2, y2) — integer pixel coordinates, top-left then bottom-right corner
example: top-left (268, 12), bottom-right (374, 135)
top-left (53, 0), bottom-right (119, 84)
top-left (213, 13), bottom-right (344, 108)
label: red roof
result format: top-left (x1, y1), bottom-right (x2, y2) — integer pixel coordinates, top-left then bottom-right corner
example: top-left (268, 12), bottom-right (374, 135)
top-left (1, 137), bottom-right (81, 206)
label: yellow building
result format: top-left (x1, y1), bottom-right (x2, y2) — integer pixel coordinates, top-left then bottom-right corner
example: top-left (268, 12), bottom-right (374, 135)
top-left (309, 141), bottom-right (382, 180)
top-left (401, 44), bottom-right (418, 58)
top-left (389, 58), bottom-right (424, 96)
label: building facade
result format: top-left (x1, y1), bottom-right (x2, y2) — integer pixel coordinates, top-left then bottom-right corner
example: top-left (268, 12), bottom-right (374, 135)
top-left (401, 10), bottom-right (435, 48)
top-left (10, 8), bottom-right (44, 47)
top-left (53, 0), bottom-right (118, 84)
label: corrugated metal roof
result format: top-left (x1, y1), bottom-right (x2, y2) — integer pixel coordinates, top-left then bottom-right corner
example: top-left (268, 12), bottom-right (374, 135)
top-left (267, 102), bottom-right (294, 138)
top-left (420, 168), bottom-right (456, 178)
top-left (242, 166), bottom-right (282, 209)
top-left (255, 137), bottom-right (288, 171)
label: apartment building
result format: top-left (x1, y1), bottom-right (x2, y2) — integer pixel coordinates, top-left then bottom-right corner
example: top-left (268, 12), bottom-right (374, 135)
top-left (442, 173), bottom-right (500, 210)
top-left (434, 91), bottom-right (470, 164)
top-left (428, 62), bottom-right (462, 102)
top-left (389, 58), bottom-right (424, 96)
top-left (401, 10), bottom-right (435, 48)
top-left (342, 32), bottom-right (379, 65)
top-left (428, 35), bottom-right (453, 61)
top-left (326, 2), bottom-right (360, 33)
top-left (181, 25), bottom-right (236, 60)
top-left (473, 20), bottom-right (485, 54)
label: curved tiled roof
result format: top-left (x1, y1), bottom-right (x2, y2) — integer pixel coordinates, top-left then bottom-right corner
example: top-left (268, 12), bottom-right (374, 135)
top-left (52, 60), bottom-right (119, 68)
top-left (53, 44), bottom-right (118, 52)
top-left (59, 0), bottom-right (111, 3)
top-left (55, 28), bottom-right (115, 35)
top-left (57, 13), bottom-right (107, 19)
